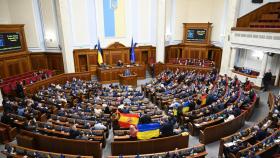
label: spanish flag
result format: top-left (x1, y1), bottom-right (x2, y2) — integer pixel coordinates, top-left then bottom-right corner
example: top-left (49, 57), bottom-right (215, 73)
top-left (96, 40), bottom-right (103, 65)
top-left (118, 113), bottom-right (139, 128)
top-left (201, 94), bottom-right (207, 105)
top-left (137, 123), bottom-right (160, 140)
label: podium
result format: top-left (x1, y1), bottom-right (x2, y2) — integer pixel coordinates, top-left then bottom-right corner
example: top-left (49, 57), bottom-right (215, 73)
top-left (119, 73), bottom-right (137, 87)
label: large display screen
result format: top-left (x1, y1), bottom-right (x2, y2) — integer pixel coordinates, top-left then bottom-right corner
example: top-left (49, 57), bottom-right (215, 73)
top-left (0, 32), bottom-right (22, 52)
top-left (186, 29), bottom-right (207, 41)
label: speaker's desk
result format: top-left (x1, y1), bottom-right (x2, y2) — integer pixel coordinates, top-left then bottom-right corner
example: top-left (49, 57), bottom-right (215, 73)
top-left (119, 73), bottom-right (137, 87)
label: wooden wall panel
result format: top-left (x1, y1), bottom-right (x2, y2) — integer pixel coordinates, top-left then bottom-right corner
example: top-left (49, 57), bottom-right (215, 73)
top-left (0, 61), bottom-right (5, 78)
top-left (29, 52), bottom-right (64, 73)
top-left (20, 57), bottom-right (30, 73)
top-left (46, 53), bottom-right (64, 72)
top-left (30, 54), bottom-right (48, 70)
top-left (123, 51), bottom-right (130, 64)
top-left (103, 52), bottom-right (110, 65)
top-left (134, 50), bottom-right (142, 64)
top-left (88, 54), bottom-right (97, 65)
top-left (0, 55), bottom-right (31, 78)
top-left (110, 51), bottom-right (123, 65)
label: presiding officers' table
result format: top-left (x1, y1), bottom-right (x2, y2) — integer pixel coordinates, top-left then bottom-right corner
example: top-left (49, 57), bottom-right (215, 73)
top-left (97, 65), bottom-right (145, 84)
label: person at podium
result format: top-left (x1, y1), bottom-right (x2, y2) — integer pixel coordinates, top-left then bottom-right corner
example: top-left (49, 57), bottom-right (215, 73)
top-left (123, 69), bottom-right (131, 76)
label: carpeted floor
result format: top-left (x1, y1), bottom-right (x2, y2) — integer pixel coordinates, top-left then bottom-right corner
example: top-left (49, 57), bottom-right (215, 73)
top-left (1, 78), bottom-right (279, 158)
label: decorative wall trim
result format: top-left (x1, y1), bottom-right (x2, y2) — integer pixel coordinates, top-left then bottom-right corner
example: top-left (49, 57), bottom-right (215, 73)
top-left (231, 31), bottom-right (280, 52)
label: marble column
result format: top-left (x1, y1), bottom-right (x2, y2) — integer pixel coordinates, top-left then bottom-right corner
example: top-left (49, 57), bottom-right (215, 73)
top-left (259, 52), bottom-right (268, 78)
top-left (156, 0), bottom-right (166, 63)
top-left (229, 47), bottom-right (237, 75)
top-left (256, 52), bottom-right (268, 87)
top-left (55, 0), bottom-right (75, 73)
top-left (274, 55), bottom-right (280, 86)
top-left (220, 0), bottom-right (241, 75)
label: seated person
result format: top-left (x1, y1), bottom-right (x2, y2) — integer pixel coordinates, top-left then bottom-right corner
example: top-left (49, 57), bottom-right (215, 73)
top-left (1, 112), bottom-right (12, 124)
top-left (117, 60), bottom-right (123, 67)
top-left (93, 122), bottom-right (107, 130)
top-left (253, 126), bottom-right (268, 141)
top-left (160, 117), bottom-right (174, 137)
top-left (69, 124), bottom-right (80, 139)
top-left (123, 69), bottom-right (131, 76)
top-left (25, 118), bottom-right (37, 131)
top-left (76, 131), bottom-right (88, 140)
top-left (17, 106), bottom-right (25, 116)
top-left (139, 114), bottom-right (152, 124)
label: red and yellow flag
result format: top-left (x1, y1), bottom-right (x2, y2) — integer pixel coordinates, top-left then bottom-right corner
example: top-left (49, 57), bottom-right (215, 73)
top-left (201, 94), bottom-right (207, 105)
top-left (118, 113), bottom-right (139, 128)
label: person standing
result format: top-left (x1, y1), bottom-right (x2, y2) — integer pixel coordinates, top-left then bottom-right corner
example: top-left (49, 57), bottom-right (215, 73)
top-left (149, 56), bottom-right (155, 78)
top-left (262, 70), bottom-right (272, 91)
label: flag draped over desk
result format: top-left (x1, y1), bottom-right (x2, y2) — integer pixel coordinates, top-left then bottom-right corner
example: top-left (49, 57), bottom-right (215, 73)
top-left (118, 113), bottom-right (139, 128)
top-left (137, 123), bottom-right (160, 140)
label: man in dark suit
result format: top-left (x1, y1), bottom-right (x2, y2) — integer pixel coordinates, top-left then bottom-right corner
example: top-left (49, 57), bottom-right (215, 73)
top-left (16, 82), bottom-right (25, 98)
top-left (69, 125), bottom-right (80, 139)
top-left (117, 60), bottom-right (123, 67)
top-left (262, 70), bottom-right (272, 91)
top-left (160, 117), bottom-right (174, 137)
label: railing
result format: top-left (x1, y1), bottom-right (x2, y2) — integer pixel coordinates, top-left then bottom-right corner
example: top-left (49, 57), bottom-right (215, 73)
top-left (230, 30), bottom-right (280, 51)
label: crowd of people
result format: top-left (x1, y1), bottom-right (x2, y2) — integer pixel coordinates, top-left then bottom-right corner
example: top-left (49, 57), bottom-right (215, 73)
top-left (172, 58), bottom-right (215, 67)
top-left (222, 94), bottom-right (280, 158)
top-left (2, 66), bottom-right (276, 158)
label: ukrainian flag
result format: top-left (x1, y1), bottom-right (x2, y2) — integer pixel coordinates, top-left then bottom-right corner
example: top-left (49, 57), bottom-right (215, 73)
top-left (182, 101), bottom-right (190, 114)
top-left (96, 40), bottom-right (103, 65)
top-left (103, 0), bottom-right (126, 37)
top-left (118, 113), bottom-right (139, 128)
top-left (173, 103), bottom-right (190, 116)
top-left (137, 123), bottom-right (160, 140)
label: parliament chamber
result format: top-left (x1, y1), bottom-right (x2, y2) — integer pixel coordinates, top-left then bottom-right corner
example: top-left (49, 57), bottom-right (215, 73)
top-left (0, 0), bottom-right (280, 158)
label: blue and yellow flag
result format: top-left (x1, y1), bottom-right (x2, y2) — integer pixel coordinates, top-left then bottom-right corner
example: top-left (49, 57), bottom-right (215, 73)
top-left (137, 123), bottom-right (160, 140)
top-left (130, 38), bottom-right (136, 64)
top-left (96, 40), bottom-right (103, 65)
top-left (182, 101), bottom-right (190, 114)
top-left (173, 102), bottom-right (190, 116)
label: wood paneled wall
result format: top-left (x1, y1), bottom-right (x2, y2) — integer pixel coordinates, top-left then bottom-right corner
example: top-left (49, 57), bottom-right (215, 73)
top-left (165, 44), bottom-right (222, 71)
top-left (30, 52), bottom-right (64, 73)
top-left (0, 25), bottom-right (32, 78)
top-left (73, 42), bottom-right (156, 75)
top-left (0, 52), bottom-right (32, 78)
top-left (0, 52), bottom-right (64, 79)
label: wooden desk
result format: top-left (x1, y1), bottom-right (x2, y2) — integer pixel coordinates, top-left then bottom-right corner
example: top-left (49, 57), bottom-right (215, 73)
top-left (97, 65), bottom-right (145, 84)
top-left (119, 73), bottom-right (137, 87)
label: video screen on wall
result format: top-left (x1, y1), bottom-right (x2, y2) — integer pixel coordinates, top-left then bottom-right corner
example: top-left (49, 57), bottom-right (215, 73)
top-left (0, 32), bottom-right (22, 52)
top-left (186, 29), bottom-right (207, 41)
